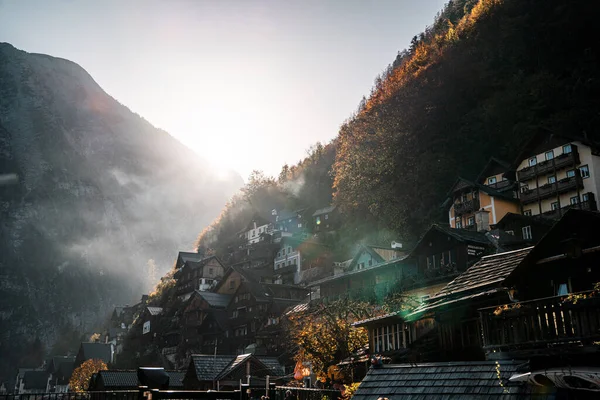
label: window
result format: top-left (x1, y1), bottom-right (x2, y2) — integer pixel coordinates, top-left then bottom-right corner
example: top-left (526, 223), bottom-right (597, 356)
top-left (208, 267), bottom-right (214, 275)
top-left (316, 216), bottom-right (321, 225)
top-left (563, 144), bottom-right (572, 154)
top-left (545, 150), bottom-right (554, 161)
top-left (548, 175), bottom-right (556, 184)
top-left (455, 219), bottom-right (462, 229)
top-left (298, 223), bottom-right (302, 228)
top-left (358, 262), bottom-right (365, 270)
top-left (579, 165), bottom-right (590, 178)
top-left (229, 280), bottom-right (235, 289)
top-left (283, 248), bottom-right (286, 255)
top-left (570, 196), bottom-right (579, 205)
top-left (529, 157), bottom-right (537, 167)
top-left (325, 214), bottom-right (329, 220)
top-left (551, 202), bottom-right (559, 211)
top-left (467, 216), bottom-right (475, 226)
top-left (523, 209), bottom-right (532, 216)
top-left (566, 169), bottom-right (576, 178)
top-left (506, 230), bottom-right (514, 236)
top-left (488, 176), bottom-right (497, 185)
top-left (252, 230), bottom-right (256, 237)
top-left (368, 259), bottom-right (372, 267)
top-left (288, 246), bottom-right (292, 253)
top-left (557, 283), bottom-right (569, 296)
top-left (522, 226), bottom-right (532, 240)
top-left (583, 193), bottom-right (590, 202)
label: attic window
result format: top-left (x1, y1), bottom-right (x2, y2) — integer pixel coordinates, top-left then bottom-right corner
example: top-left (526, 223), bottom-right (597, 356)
top-left (488, 176), bottom-right (497, 185)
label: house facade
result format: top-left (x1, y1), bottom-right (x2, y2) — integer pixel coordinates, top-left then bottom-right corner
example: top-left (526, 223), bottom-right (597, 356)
top-left (515, 136), bottom-right (599, 218)
top-left (312, 205), bottom-right (338, 233)
top-left (446, 158), bottom-right (520, 230)
top-left (174, 255), bottom-right (226, 300)
top-left (240, 216), bottom-right (273, 245)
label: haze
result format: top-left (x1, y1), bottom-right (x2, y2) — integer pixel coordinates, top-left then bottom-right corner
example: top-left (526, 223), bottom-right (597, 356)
top-left (0, 0), bottom-right (447, 180)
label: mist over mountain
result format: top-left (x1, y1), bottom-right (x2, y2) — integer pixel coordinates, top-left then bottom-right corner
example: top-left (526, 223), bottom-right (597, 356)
top-left (0, 43), bottom-right (242, 376)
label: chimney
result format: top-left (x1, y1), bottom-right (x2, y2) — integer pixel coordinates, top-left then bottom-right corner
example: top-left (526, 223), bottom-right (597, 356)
top-left (475, 210), bottom-right (490, 232)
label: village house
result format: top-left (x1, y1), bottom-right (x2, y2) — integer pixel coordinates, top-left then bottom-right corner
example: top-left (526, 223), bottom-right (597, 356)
top-left (174, 255), bottom-right (226, 300)
top-left (273, 237), bottom-right (333, 284)
top-left (181, 290), bottom-right (232, 352)
top-left (239, 215), bottom-right (274, 245)
top-left (445, 158), bottom-right (520, 230)
top-left (74, 342), bottom-right (114, 367)
top-left (183, 353), bottom-right (284, 391)
top-left (514, 133), bottom-right (599, 218)
top-left (45, 356), bottom-right (74, 392)
top-left (138, 306), bottom-right (164, 344)
top-left (309, 244), bottom-right (415, 303)
top-left (312, 205), bottom-right (339, 233)
top-left (490, 212), bottom-right (554, 245)
top-left (274, 208), bottom-right (307, 235)
top-left (14, 370), bottom-right (49, 394)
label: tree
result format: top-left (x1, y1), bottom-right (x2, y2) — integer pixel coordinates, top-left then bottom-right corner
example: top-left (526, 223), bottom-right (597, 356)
top-left (285, 298), bottom-right (380, 382)
top-left (69, 359), bottom-right (107, 392)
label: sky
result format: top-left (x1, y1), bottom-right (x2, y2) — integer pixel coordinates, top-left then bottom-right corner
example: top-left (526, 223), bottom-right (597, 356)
top-left (0, 0), bottom-right (447, 180)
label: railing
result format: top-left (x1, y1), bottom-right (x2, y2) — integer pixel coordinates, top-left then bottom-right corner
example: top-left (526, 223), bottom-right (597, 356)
top-left (453, 198), bottom-right (480, 216)
top-left (519, 175), bottom-right (583, 204)
top-left (540, 193), bottom-right (597, 218)
top-left (517, 146), bottom-right (580, 181)
top-left (479, 291), bottom-right (600, 353)
top-left (485, 180), bottom-right (515, 191)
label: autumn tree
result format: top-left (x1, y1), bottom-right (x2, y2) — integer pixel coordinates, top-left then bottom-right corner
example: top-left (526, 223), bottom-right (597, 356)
top-left (69, 359), bottom-right (107, 392)
top-left (285, 298), bottom-right (381, 382)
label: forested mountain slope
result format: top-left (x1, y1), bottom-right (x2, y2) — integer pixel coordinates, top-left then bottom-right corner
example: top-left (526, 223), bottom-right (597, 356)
top-left (0, 43), bottom-right (242, 380)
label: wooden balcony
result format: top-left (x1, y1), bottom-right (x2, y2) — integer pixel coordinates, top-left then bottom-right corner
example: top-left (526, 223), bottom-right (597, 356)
top-left (479, 291), bottom-right (600, 358)
top-left (454, 198), bottom-right (480, 216)
top-left (540, 193), bottom-right (597, 219)
top-left (517, 145), bottom-right (580, 181)
top-left (519, 175), bottom-right (583, 204)
top-left (485, 180), bottom-right (516, 192)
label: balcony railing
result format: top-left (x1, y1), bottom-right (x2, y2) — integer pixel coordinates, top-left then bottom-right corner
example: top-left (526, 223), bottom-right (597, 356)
top-left (479, 291), bottom-right (600, 355)
top-left (454, 198), bottom-right (480, 216)
top-left (517, 145), bottom-right (580, 181)
top-left (485, 180), bottom-right (515, 192)
top-left (540, 193), bottom-right (597, 219)
top-left (519, 175), bottom-right (583, 204)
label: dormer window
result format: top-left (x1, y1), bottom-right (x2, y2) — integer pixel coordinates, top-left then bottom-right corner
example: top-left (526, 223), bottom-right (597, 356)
top-left (488, 176), bottom-right (497, 185)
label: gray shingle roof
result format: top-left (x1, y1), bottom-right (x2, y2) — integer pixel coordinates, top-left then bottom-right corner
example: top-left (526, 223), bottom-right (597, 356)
top-left (256, 357), bottom-right (285, 377)
top-left (215, 354), bottom-right (252, 380)
top-left (353, 361), bottom-right (552, 400)
top-left (22, 371), bottom-right (48, 390)
top-left (80, 342), bottom-right (112, 364)
top-left (97, 370), bottom-right (184, 388)
top-left (190, 355), bottom-right (235, 381)
top-left (195, 291), bottom-right (232, 308)
top-left (179, 251), bottom-right (204, 264)
top-left (146, 306), bottom-right (163, 316)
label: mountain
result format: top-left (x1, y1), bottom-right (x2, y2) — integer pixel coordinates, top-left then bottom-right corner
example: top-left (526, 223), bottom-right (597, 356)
top-left (0, 43), bottom-right (243, 378)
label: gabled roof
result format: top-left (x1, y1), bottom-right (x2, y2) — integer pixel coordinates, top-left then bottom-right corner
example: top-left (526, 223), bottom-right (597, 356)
top-left (215, 354), bottom-right (253, 380)
top-left (79, 343), bottom-right (112, 364)
top-left (255, 357), bottom-right (285, 377)
top-left (189, 355), bottom-right (236, 381)
top-left (409, 225), bottom-right (490, 258)
top-left (177, 251), bottom-right (204, 265)
top-left (445, 177), bottom-right (517, 202)
top-left (352, 361), bottom-right (552, 400)
top-left (308, 255), bottom-right (410, 287)
top-left (475, 157), bottom-right (512, 184)
top-left (312, 205), bottom-right (336, 217)
top-left (492, 212), bottom-right (555, 230)
top-left (348, 245), bottom-right (386, 271)
top-left (193, 290), bottom-right (232, 309)
top-left (146, 306), bottom-right (163, 316)
top-left (22, 371), bottom-right (49, 390)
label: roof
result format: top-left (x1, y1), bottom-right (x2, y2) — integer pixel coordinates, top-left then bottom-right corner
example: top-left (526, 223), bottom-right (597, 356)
top-left (409, 225), bottom-right (490, 258)
top-left (215, 354), bottom-right (252, 380)
top-left (146, 306), bottom-right (163, 316)
top-left (194, 291), bottom-right (232, 308)
top-left (256, 357), bottom-right (285, 377)
top-left (353, 311), bottom-right (404, 328)
top-left (352, 361), bottom-right (553, 400)
top-left (308, 256), bottom-right (410, 287)
top-left (445, 176), bottom-right (517, 202)
top-left (348, 245), bottom-right (386, 271)
top-left (96, 370), bottom-right (184, 389)
top-left (430, 247), bottom-right (532, 300)
top-left (492, 212), bottom-right (555, 230)
top-left (475, 157), bottom-right (513, 184)
top-left (312, 205), bottom-right (336, 216)
top-left (178, 251), bottom-right (204, 265)
top-left (189, 355), bottom-right (235, 381)
top-left (79, 342), bottom-right (112, 364)
top-left (22, 371), bottom-right (49, 390)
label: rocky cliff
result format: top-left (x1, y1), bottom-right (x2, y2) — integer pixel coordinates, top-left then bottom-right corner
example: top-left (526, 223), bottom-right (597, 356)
top-left (0, 43), bottom-right (242, 378)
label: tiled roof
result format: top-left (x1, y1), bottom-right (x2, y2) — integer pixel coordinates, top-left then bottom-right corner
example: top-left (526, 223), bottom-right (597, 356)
top-left (190, 355), bottom-right (235, 381)
top-left (312, 205), bottom-right (336, 216)
top-left (430, 247), bottom-right (532, 300)
top-left (146, 306), bottom-right (163, 316)
top-left (353, 361), bottom-right (552, 400)
top-left (80, 342), bottom-right (112, 364)
top-left (22, 371), bottom-right (49, 390)
top-left (256, 357), bottom-right (285, 377)
top-left (433, 225), bottom-right (491, 245)
top-left (353, 311), bottom-right (403, 328)
top-left (215, 354), bottom-right (252, 380)
top-left (195, 291), bottom-right (232, 308)
top-left (97, 370), bottom-right (184, 388)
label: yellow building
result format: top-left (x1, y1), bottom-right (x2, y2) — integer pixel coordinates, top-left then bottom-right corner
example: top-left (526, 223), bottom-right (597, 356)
top-left (514, 135), bottom-right (599, 217)
top-left (446, 158), bottom-right (520, 230)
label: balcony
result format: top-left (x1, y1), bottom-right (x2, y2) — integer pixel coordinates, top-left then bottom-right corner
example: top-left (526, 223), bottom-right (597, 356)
top-left (453, 198), bottom-right (480, 216)
top-left (485, 180), bottom-right (516, 192)
top-left (519, 175), bottom-right (583, 204)
top-left (517, 145), bottom-right (580, 181)
top-left (479, 291), bottom-right (600, 357)
top-left (540, 193), bottom-right (597, 219)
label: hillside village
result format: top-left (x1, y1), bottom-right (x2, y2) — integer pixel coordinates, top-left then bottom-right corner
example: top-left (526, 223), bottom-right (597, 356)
top-left (10, 132), bottom-right (600, 396)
